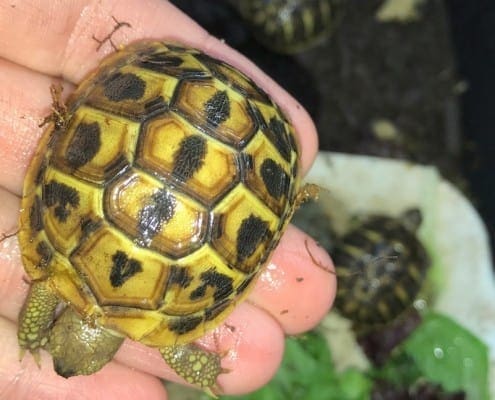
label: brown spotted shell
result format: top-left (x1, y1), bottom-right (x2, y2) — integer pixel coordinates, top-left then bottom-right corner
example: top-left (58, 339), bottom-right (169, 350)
top-left (19, 41), bottom-right (300, 346)
top-left (333, 209), bottom-right (429, 327)
top-left (233, 0), bottom-right (342, 53)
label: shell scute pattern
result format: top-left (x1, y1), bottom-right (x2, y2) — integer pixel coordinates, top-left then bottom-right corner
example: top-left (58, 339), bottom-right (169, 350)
top-left (19, 41), bottom-right (300, 346)
top-left (233, 0), bottom-right (342, 54)
top-left (333, 210), bottom-right (430, 327)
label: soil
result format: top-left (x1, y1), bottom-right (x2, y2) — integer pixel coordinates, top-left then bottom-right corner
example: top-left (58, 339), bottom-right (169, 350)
top-left (171, 0), bottom-right (494, 257)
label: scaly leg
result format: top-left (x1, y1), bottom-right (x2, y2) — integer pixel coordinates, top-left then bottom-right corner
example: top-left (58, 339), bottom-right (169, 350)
top-left (18, 281), bottom-right (59, 365)
top-left (160, 344), bottom-right (226, 397)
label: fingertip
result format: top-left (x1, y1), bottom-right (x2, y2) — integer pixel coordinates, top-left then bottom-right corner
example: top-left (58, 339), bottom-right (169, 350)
top-left (249, 225), bottom-right (336, 335)
top-left (208, 302), bottom-right (285, 395)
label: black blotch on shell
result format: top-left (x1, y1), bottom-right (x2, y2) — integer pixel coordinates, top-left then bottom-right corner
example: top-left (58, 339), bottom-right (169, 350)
top-left (138, 48), bottom-right (210, 78)
top-left (260, 158), bottom-right (290, 200)
top-left (137, 190), bottom-right (176, 246)
top-left (268, 117), bottom-right (292, 162)
top-left (172, 135), bottom-right (207, 182)
top-left (168, 315), bottom-right (203, 334)
top-left (204, 90), bottom-right (231, 127)
top-left (65, 122), bottom-right (101, 169)
top-left (189, 269), bottom-right (234, 302)
top-left (167, 265), bottom-right (193, 289)
top-left (138, 52), bottom-right (186, 74)
top-left (36, 241), bottom-right (52, 269)
top-left (43, 181), bottom-right (80, 222)
top-left (109, 250), bottom-right (143, 287)
top-left (103, 72), bottom-right (146, 102)
top-left (29, 195), bottom-right (44, 232)
top-left (236, 214), bottom-right (270, 263)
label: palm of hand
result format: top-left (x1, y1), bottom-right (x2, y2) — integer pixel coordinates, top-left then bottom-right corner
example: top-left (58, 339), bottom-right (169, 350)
top-left (0, 1), bottom-right (335, 399)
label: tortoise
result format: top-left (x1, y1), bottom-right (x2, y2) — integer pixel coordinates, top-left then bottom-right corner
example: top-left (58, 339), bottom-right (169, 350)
top-left (17, 40), bottom-right (309, 394)
top-left (231, 0), bottom-right (343, 54)
top-left (332, 208), bottom-right (430, 330)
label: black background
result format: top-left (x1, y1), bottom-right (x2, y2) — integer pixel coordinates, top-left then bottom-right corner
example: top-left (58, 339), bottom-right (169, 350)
top-left (445, 0), bottom-right (495, 255)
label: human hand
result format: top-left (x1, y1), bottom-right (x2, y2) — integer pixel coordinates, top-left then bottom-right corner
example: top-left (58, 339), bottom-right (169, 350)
top-left (0, 1), bottom-right (335, 399)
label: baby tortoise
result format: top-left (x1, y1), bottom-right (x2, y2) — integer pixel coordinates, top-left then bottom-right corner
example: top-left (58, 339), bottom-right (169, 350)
top-left (17, 40), bottom-right (309, 394)
top-left (232, 0), bottom-right (343, 53)
top-left (333, 208), bottom-right (430, 331)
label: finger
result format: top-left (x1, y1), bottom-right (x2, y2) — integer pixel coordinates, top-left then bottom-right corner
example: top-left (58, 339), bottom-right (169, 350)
top-left (0, 187), bottom-right (25, 321)
top-left (0, 0), bottom-right (317, 192)
top-left (114, 301), bottom-right (285, 396)
top-left (0, 318), bottom-right (169, 400)
top-left (0, 0), bottom-right (210, 80)
top-left (247, 225), bottom-right (336, 335)
top-left (0, 186), bottom-right (20, 235)
top-left (0, 58), bottom-right (61, 194)
top-left (0, 235), bottom-right (26, 323)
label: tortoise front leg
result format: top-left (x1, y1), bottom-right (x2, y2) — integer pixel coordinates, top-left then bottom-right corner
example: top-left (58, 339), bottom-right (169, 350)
top-left (18, 281), bottom-right (59, 365)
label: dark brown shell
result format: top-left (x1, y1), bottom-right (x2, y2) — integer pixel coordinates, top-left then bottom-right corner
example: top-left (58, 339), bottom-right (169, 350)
top-left (333, 209), bottom-right (429, 327)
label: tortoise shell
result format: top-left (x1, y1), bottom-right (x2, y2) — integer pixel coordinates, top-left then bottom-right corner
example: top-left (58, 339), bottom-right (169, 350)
top-left (333, 209), bottom-right (430, 327)
top-left (233, 0), bottom-right (342, 53)
top-left (18, 41), bottom-right (300, 347)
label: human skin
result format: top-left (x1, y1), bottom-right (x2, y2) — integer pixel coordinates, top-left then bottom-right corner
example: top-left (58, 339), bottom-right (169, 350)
top-left (0, 1), bottom-right (336, 399)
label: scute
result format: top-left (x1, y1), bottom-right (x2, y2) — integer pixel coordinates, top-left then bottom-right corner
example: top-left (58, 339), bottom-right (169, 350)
top-left (136, 112), bottom-right (240, 204)
top-left (18, 41), bottom-right (300, 347)
top-left (52, 105), bottom-right (141, 183)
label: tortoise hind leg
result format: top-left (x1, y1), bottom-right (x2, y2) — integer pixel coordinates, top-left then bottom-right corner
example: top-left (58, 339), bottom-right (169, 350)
top-left (18, 281), bottom-right (59, 365)
top-left (46, 307), bottom-right (124, 377)
top-left (160, 344), bottom-right (226, 396)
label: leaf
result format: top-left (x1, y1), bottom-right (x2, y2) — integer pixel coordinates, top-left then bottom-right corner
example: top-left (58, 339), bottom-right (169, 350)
top-left (403, 311), bottom-right (489, 400)
top-left (220, 332), bottom-right (372, 400)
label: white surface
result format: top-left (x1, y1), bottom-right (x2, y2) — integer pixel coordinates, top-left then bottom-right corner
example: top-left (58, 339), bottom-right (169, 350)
top-left (306, 151), bottom-right (494, 396)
